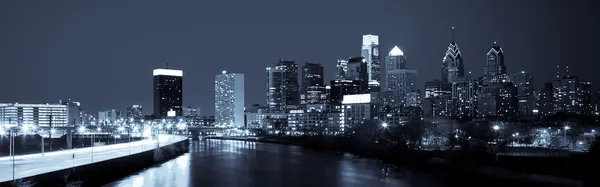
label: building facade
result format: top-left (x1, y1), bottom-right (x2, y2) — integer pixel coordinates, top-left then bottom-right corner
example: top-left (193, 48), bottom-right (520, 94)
top-left (361, 34), bottom-right (381, 91)
top-left (153, 69), bottom-right (183, 117)
top-left (0, 103), bottom-right (69, 127)
top-left (215, 70), bottom-right (245, 127)
top-left (301, 62), bottom-right (327, 105)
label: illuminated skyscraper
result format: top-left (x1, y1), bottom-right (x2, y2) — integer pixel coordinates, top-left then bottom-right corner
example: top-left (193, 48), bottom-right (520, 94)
top-left (215, 70), bottom-right (245, 127)
top-left (483, 42), bottom-right (507, 84)
top-left (442, 27), bottom-right (464, 84)
top-left (266, 67), bottom-right (284, 113)
top-left (276, 59), bottom-right (300, 110)
top-left (361, 34), bottom-right (381, 91)
top-left (153, 68), bottom-right (183, 117)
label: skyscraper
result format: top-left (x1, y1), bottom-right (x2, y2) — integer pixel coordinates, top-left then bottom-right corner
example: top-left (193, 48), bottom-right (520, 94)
top-left (509, 71), bottom-right (534, 117)
top-left (386, 46), bottom-right (407, 71)
top-left (361, 34), bottom-right (381, 91)
top-left (215, 70), bottom-right (245, 127)
top-left (335, 58), bottom-right (348, 80)
top-left (153, 68), bottom-right (183, 117)
top-left (386, 69), bottom-right (417, 107)
top-left (483, 42), bottom-right (507, 84)
top-left (266, 67), bottom-right (284, 113)
top-left (442, 27), bottom-right (464, 84)
top-left (452, 77), bottom-right (479, 117)
top-left (346, 57), bottom-right (369, 93)
top-left (276, 59), bottom-right (300, 109)
top-left (301, 62), bottom-right (326, 105)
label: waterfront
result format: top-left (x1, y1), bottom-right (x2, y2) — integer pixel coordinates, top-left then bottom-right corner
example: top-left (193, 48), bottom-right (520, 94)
top-left (106, 139), bottom-right (442, 187)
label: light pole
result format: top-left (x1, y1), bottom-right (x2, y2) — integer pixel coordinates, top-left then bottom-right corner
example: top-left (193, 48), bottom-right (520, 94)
top-left (40, 129), bottom-right (44, 156)
top-left (564, 125), bottom-right (570, 147)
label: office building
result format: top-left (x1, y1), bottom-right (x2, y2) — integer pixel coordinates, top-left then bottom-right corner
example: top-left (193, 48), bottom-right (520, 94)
top-left (266, 67), bottom-right (285, 113)
top-left (361, 34), bottom-right (381, 91)
top-left (346, 57), bottom-right (369, 93)
top-left (276, 59), bottom-right (300, 109)
top-left (442, 27), bottom-right (464, 84)
top-left (0, 103), bottom-right (68, 127)
top-left (215, 70), bottom-right (245, 127)
top-left (452, 77), bottom-right (479, 117)
top-left (301, 62), bottom-right (327, 105)
top-left (336, 59), bottom-right (348, 80)
top-left (483, 42), bottom-right (508, 85)
top-left (342, 93), bottom-right (379, 128)
top-left (153, 68), bottom-right (183, 117)
top-left (509, 71), bottom-right (534, 117)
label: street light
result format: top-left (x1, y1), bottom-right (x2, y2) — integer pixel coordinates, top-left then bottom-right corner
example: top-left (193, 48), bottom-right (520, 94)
top-left (381, 123), bottom-right (388, 128)
top-left (492, 125), bottom-right (500, 131)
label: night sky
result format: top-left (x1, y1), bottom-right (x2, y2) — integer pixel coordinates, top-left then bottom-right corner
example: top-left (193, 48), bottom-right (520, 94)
top-left (1, 0), bottom-right (598, 116)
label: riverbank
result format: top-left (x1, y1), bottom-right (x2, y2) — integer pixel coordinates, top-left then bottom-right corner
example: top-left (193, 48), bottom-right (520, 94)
top-left (206, 136), bottom-right (584, 187)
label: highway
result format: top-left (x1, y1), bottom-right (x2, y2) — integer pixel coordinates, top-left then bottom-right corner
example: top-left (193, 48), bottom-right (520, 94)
top-left (0, 134), bottom-right (187, 183)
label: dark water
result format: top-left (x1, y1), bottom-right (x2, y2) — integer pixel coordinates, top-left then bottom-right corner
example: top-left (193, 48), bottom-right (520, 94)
top-left (106, 139), bottom-right (443, 187)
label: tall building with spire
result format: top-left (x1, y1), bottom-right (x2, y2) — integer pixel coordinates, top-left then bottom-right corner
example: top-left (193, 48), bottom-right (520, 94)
top-left (361, 34), bottom-right (381, 91)
top-left (483, 42), bottom-right (507, 84)
top-left (442, 27), bottom-right (464, 84)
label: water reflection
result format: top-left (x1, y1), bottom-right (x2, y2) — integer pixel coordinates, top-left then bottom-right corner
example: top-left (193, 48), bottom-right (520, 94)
top-left (106, 140), bottom-right (442, 187)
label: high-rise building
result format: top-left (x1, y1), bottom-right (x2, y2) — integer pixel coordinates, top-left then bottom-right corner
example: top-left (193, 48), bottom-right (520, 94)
top-left (536, 82), bottom-right (554, 117)
top-left (386, 46), bottom-right (407, 71)
top-left (509, 71), bottom-right (534, 117)
top-left (452, 77), bottom-right (479, 118)
top-left (266, 67), bottom-right (284, 113)
top-left (442, 27), bottom-right (464, 84)
top-left (346, 57), bottom-right (369, 93)
top-left (386, 69), bottom-right (417, 107)
top-left (478, 82), bottom-right (518, 118)
top-left (552, 75), bottom-right (592, 115)
top-left (153, 69), bottom-right (183, 117)
top-left (215, 70), bottom-right (245, 127)
top-left (301, 62), bottom-right (326, 105)
top-left (125, 105), bottom-right (143, 119)
top-left (483, 42), bottom-right (507, 84)
top-left (336, 59), bottom-right (348, 80)
top-left (276, 59), bottom-right (300, 110)
top-left (405, 90), bottom-right (422, 108)
top-left (361, 34), bottom-right (381, 91)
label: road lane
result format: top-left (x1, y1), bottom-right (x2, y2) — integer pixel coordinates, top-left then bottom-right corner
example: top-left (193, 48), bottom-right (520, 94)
top-left (0, 134), bottom-right (187, 183)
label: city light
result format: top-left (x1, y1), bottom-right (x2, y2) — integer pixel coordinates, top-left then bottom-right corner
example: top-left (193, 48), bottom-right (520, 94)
top-left (492, 125), bottom-right (500, 131)
top-left (118, 127), bottom-right (125, 132)
top-left (564, 126), bottom-right (571, 130)
top-left (381, 123), bottom-right (388, 128)
top-left (97, 127), bottom-right (102, 132)
top-left (0, 129), bottom-right (5, 135)
top-left (78, 126), bottom-right (86, 133)
top-left (50, 128), bottom-right (56, 134)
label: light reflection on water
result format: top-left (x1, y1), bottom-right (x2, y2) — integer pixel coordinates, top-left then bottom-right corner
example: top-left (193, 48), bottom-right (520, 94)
top-left (105, 140), bottom-right (442, 187)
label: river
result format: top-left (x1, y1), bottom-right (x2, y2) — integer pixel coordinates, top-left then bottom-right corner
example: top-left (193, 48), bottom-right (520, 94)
top-left (105, 139), bottom-right (443, 187)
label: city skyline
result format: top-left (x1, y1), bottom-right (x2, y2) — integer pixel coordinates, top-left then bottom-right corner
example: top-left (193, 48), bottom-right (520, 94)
top-left (1, 0), bottom-right (598, 115)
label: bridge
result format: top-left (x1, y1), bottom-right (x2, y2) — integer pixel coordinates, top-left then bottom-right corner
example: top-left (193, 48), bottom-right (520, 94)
top-left (0, 134), bottom-right (187, 183)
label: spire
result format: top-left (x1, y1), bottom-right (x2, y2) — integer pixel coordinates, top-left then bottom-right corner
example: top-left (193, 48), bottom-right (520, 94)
top-left (451, 27), bottom-right (455, 43)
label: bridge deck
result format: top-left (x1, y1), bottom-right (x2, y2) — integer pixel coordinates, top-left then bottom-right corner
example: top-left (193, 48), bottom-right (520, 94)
top-left (0, 134), bottom-right (187, 183)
